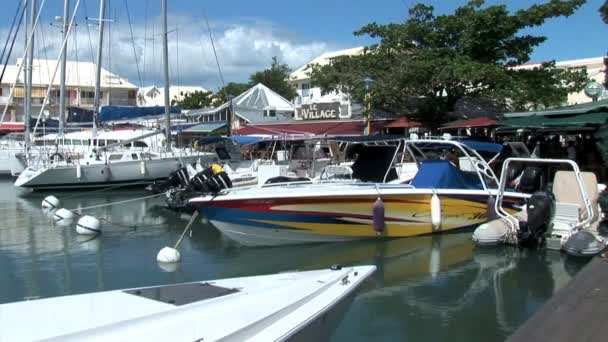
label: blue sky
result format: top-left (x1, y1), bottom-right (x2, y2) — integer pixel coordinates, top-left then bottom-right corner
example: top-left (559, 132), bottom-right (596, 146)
top-left (1, 0), bottom-right (606, 90)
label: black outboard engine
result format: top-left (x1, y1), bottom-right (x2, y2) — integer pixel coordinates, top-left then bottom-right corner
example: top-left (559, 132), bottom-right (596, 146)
top-left (187, 163), bottom-right (232, 194)
top-left (517, 166), bottom-right (545, 193)
top-left (517, 191), bottom-right (555, 249)
top-left (147, 166), bottom-right (189, 193)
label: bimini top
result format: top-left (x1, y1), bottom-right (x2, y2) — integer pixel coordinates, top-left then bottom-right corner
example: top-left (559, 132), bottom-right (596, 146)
top-left (411, 160), bottom-right (483, 190)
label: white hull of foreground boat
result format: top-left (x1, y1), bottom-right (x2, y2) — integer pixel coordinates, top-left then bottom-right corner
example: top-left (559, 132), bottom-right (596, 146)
top-left (14, 154), bottom-right (211, 190)
top-left (0, 265), bottom-right (375, 342)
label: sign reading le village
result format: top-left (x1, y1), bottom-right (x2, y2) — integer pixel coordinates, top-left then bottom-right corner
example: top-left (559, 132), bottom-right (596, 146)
top-left (298, 102), bottom-right (341, 120)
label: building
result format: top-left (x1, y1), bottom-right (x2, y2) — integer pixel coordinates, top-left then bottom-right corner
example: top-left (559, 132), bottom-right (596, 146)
top-left (137, 86), bottom-right (208, 107)
top-left (514, 56), bottom-right (608, 105)
top-left (288, 47), bottom-right (365, 121)
top-left (0, 59), bottom-right (138, 123)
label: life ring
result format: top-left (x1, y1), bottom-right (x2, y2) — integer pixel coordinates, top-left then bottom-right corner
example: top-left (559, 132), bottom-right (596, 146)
top-left (50, 152), bottom-right (65, 162)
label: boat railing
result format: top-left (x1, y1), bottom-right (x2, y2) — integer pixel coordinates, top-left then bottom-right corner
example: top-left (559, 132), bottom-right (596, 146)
top-left (494, 157), bottom-right (593, 234)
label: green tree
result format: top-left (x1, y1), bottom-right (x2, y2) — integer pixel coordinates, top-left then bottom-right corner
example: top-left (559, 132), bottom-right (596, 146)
top-left (249, 56), bottom-right (297, 100)
top-left (214, 82), bottom-right (250, 103)
top-left (601, 0), bottom-right (608, 23)
top-left (172, 90), bottom-right (214, 109)
top-left (310, 0), bottom-right (588, 126)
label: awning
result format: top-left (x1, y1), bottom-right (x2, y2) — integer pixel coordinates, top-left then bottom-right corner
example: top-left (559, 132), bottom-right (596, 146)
top-left (498, 112), bottom-right (608, 128)
top-left (234, 121), bottom-right (367, 136)
top-left (384, 117), bottom-right (420, 128)
top-left (183, 122), bottom-right (227, 133)
top-left (0, 122), bottom-right (24, 132)
top-left (439, 117), bottom-right (496, 130)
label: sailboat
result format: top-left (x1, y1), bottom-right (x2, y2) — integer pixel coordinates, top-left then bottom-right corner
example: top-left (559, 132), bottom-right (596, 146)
top-left (14, 0), bottom-right (215, 190)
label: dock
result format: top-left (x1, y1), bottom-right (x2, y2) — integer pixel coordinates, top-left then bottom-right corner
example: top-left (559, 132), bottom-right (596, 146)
top-left (508, 254), bottom-right (608, 342)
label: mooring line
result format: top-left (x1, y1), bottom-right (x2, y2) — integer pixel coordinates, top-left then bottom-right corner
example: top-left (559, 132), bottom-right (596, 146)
top-left (68, 193), bottom-right (165, 212)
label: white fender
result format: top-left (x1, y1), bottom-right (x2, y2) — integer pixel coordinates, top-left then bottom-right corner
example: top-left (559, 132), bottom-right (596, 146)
top-left (140, 161), bottom-right (146, 176)
top-left (76, 164), bottom-right (82, 179)
top-left (431, 193), bottom-right (441, 231)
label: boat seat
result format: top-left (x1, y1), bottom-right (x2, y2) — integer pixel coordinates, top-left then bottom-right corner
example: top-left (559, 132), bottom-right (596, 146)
top-left (552, 171), bottom-right (599, 230)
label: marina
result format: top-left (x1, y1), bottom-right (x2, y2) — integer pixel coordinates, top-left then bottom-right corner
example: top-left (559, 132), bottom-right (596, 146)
top-left (0, 178), bottom-right (601, 341)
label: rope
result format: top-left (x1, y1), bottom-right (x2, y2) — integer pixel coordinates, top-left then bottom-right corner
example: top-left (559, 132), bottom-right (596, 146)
top-left (123, 0), bottom-right (143, 88)
top-left (203, 11), bottom-right (228, 100)
top-left (60, 181), bottom-right (156, 200)
top-left (69, 193), bottom-right (164, 211)
top-left (82, 0), bottom-right (95, 62)
top-left (0, 1), bottom-right (23, 78)
top-left (174, 211), bottom-right (199, 248)
top-left (142, 0), bottom-right (148, 86)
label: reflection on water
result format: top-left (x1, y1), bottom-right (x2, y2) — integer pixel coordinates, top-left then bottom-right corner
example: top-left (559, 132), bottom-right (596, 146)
top-left (0, 179), bottom-right (591, 341)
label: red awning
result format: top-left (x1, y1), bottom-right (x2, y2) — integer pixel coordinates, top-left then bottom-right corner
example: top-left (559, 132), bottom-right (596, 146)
top-left (439, 117), bottom-right (496, 130)
top-left (234, 121), bottom-right (366, 136)
top-left (384, 117), bottom-right (420, 128)
top-left (0, 122), bottom-right (24, 132)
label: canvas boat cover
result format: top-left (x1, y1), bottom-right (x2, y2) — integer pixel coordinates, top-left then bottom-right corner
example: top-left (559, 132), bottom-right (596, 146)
top-left (411, 160), bottom-right (483, 190)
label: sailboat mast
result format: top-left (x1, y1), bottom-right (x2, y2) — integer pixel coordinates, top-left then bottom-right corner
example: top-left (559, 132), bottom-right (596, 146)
top-left (24, 0), bottom-right (36, 151)
top-left (93, 0), bottom-right (106, 136)
top-left (161, 0), bottom-right (171, 151)
top-left (58, 0), bottom-right (70, 136)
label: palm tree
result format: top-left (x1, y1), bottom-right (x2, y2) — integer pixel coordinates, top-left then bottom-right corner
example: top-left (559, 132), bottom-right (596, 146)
top-left (601, 0), bottom-right (608, 24)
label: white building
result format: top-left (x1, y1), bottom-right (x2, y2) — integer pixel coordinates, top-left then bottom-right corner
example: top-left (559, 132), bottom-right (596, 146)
top-left (0, 59), bottom-right (138, 123)
top-left (513, 56), bottom-right (607, 105)
top-left (288, 47), bottom-right (365, 121)
top-left (137, 86), bottom-right (208, 107)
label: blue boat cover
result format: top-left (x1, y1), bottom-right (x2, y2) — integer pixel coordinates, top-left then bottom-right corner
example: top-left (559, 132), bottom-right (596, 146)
top-left (411, 160), bottom-right (483, 190)
top-left (98, 106), bottom-right (181, 122)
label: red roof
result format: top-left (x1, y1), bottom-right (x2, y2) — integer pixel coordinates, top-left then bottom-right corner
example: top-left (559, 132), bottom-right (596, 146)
top-left (234, 121), bottom-right (367, 136)
top-left (384, 117), bottom-right (421, 128)
top-left (0, 122), bottom-right (24, 132)
top-left (440, 117), bottom-right (497, 130)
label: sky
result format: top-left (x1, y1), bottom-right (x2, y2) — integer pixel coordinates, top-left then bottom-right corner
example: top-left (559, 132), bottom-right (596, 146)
top-left (1, 0), bottom-right (606, 91)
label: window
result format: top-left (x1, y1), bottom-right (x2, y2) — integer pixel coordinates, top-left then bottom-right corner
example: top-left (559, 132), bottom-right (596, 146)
top-left (80, 90), bottom-right (95, 98)
top-left (0, 87), bottom-right (3, 96)
top-left (133, 141), bottom-right (148, 148)
top-left (109, 154), bottom-right (123, 161)
top-left (128, 90), bottom-right (137, 99)
top-left (301, 83), bottom-right (310, 98)
top-left (265, 110), bottom-right (276, 117)
top-left (131, 153), bottom-right (139, 160)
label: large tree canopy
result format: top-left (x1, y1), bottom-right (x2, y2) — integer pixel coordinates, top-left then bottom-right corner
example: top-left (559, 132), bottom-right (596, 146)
top-left (214, 82), bottom-right (251, 104)
top-left (249, 57), bottom-right (297, 101)
top-left (601, 0), bottom-right (608, 23)
top-left (172, 90), bottom-right (214, 109)
top-left (310, 0), bottom-right (588, 126)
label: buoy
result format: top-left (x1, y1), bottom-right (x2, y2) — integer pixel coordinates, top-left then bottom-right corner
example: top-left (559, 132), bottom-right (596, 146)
top-left (41, 195), bottom-right (60, 210)
top-left (373, 197), bottom-right (385, 235)
top-left (76, 215), bottom-right (101, 235)
top-left (562, 231), bottom-right (607, 257)
top-left (472, 219), bottom-right (509, 245)
top-left (53, 208), bottom-right (75, 225)
top-left (431, 193), bottom-right (441, 231)
top-left (140, 161), bottom-right (146, 176)
top-left (76, 164), bottom-right (82, 179)
top-left (157, 211), bottom-right (199, 265)
top-left (486, 196), bottom-right (497, 220)
top-left (157, 246), bottom-right (181, 263)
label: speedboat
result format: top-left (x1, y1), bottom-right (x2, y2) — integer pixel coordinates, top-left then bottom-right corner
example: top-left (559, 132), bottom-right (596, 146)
top-left (0, 265), bottom-right (375, 341)
top-left (189, 137), bottom-right (529, 246)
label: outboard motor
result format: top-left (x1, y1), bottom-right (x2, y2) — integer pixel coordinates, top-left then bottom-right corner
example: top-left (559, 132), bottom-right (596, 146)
top-left (517, 166), bottom-right (545, 193)
top-left (147, 166), bottom-right (189, 193)
top-left (517, 191), bottom-right (555, 249)
top-left (188, 163), bottom-right (232, 194)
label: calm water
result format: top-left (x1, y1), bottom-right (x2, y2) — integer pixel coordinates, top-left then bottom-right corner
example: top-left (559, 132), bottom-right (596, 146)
top-left (0, 178), bottom-right (591, 341)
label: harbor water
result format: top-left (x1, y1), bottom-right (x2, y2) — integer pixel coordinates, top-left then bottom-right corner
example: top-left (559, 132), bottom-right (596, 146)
top-left (0, 178), bottom-right (592, 341)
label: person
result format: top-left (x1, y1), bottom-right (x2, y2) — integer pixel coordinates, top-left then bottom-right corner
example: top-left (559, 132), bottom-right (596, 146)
top-left (566, 140), bottom-right (577, 162)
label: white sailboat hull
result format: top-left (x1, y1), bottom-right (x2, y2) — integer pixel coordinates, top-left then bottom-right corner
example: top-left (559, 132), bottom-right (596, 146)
top-left (14, 154), bottom-right (213, 190)
top-left (0, 266), bottom-right (375, 342)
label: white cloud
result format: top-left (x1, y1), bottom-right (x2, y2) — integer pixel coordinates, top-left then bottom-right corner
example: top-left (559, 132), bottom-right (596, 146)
top-left (2, 15), bottom-right (333, 92)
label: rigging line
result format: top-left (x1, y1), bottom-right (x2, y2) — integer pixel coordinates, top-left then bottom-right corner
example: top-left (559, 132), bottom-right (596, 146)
top-left (82, 0), bottom-right (95, 63)
top-left (203, 12), bottom-right (228, 100)
top-left (123, 0), bottom-right (142, 88)
top-left (142, 0), bottom-right (148, 86)
top-left (0, 0), bottom-right (41, 124)
top-left (32, 0), bottom-right (81, 135)
top-left (176, 26), bottom-right (180, 89)
top-left (0, 1), bottom-right (23, 70)
top-left (74, 23), bottom-right (81, 102)
top-left (0, 1), bottom-right (27, 86)
top-left (37, 19), bottom-right (52, 85)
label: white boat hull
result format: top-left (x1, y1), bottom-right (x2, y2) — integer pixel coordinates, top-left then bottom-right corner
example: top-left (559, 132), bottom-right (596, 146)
top-left (0, 266), bottom-right (375, 342)
top-left (15, 155), bottom-right (210, 190)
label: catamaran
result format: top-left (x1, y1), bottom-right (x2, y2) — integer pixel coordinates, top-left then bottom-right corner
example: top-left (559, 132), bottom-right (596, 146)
top-left (188, 137), bottom-right (530, 246)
